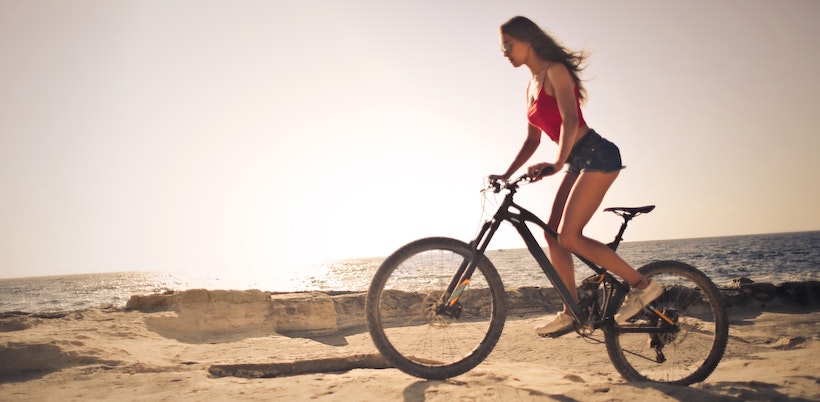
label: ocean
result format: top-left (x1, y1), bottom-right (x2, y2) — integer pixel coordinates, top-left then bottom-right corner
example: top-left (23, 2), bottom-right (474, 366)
top-left (1, 231), bottom-right (817, 314)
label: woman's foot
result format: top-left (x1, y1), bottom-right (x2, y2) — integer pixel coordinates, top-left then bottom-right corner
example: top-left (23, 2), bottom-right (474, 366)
top-left (615, 279), bottom-right (663, 323)
top-left (534, 311), bottom-right (574, 336)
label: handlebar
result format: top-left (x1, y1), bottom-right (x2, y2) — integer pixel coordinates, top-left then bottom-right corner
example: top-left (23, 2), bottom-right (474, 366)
top-left (486, 166), bottom-right (555, 194)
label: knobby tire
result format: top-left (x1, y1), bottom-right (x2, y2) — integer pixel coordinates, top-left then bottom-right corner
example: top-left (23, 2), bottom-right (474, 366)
top-left (604, 261), bottom-right (729, 385)
top-left (366, 237), bottom-right (506, 380)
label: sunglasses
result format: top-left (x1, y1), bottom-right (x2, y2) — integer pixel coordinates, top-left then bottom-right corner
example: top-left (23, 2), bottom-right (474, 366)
top-left (501, 42), bottom-right (513, 54)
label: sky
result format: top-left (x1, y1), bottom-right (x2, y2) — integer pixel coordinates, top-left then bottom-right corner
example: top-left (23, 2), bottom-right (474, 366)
top-left (1, 0), bottom-right (818, 282)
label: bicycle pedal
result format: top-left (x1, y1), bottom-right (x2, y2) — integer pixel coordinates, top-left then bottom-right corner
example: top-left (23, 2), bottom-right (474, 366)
top-left (538, 326), bottom-right (576, 339)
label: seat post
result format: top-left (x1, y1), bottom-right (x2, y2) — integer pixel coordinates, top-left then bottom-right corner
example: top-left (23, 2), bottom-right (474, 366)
top-left (603, 205), bottom-right (654, 250)
top-left (607, 214), bottom-right (634, 251)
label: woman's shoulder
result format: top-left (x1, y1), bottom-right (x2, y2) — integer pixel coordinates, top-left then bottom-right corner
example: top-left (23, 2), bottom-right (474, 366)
top-left (545, 62), bottom-right (571, 77)
top-left (546, 62), bottom-right (575, 89)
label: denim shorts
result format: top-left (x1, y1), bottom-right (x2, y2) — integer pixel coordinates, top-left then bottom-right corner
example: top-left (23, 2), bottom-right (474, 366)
top-left (567, 129), bottom-right (624, 174)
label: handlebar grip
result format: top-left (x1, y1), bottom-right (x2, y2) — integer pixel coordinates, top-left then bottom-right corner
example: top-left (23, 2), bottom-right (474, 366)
top-left (537, 166), bottom-right (555, 177)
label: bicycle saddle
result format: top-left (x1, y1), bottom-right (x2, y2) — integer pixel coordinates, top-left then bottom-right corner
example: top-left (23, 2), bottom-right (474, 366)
top-left (604, 205), bottom-right (656, 215)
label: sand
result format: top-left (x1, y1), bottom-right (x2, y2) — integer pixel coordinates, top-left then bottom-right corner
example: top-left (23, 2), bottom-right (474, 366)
top-left (1, 292), bottom-right (818, 401)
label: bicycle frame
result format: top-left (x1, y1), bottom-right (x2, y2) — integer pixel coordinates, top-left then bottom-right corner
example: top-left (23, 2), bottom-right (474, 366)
top-left (443, 177), bottom-right (628, 327)
top-left (368, 175), bottom-right (725, 384)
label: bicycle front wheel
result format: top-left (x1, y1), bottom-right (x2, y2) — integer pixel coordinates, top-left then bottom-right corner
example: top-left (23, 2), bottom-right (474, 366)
top-left (366, 237), bottom-right (506, 380)
top-left (605, 261), bottom-right (729, 385)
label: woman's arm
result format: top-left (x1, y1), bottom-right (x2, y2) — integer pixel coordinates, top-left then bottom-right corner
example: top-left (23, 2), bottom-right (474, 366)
top-left (495, 124), bottom-right (542, 180)
top-left (491, 82), bottom-right (543, 181)
top-left (526, 63), bottom-right (582, 180)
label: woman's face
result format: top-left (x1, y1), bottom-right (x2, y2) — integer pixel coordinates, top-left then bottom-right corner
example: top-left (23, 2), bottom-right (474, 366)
top-left (500, 33), bottom-right (527, 68)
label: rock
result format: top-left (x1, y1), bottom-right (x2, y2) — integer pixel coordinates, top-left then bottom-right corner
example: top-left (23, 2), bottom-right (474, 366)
top-left (144, 289), bottom-right (275, 343)
top-left (182, 289), bottom-right (272, 334)
top-left (506, 286), bottom-right (560, 314)
top-left (741, 283), bottom-right (778, 302)
top-left (208, 353), bottom-right (391, 378)
top-left (122, 279), bottom-right (819, 342)
top-left (269, 292), bottom-right (337, 336)
top-left (726, 277), bottom-right (754, 290)
top-left (125, 293), bottom-right (179, 311)
top-left (30, 312), bottom-right (69, 319)
top-left (331, 293), bottom-right (367, 331)
top-left (130, 290), bottom-right (338, 341)
top-left (777, 281), bottom-right (820, 305)
top-left (719, 279), bottom-right (820, 309)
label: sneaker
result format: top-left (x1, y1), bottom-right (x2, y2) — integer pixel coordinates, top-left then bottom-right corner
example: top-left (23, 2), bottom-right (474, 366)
top-left (534, 312), bottom-right (574, 336)
top-left (615, 279), bottom-right (663, 324)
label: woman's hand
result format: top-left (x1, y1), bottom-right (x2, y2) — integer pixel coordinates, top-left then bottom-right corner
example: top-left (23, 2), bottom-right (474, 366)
top-left (527, 162), bottom-right (559, 181)
top-left (488, 174), bottom-right (509, 184)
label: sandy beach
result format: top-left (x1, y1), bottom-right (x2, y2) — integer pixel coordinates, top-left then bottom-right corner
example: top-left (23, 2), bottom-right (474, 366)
top-left (1, 285), bottom-right (818, 401)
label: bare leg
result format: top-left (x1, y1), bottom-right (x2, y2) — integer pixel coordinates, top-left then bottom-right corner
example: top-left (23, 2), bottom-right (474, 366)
top-left (557, 170), bottom-right (645, 287)
top-left (537, 170), bottom-right (652, 335)
top-left (545, 172), bottom-right (580, 313)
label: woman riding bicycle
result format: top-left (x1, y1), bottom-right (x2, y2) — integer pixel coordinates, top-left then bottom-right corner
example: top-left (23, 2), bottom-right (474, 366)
top-left (489, 16), bottom-right (661, 336)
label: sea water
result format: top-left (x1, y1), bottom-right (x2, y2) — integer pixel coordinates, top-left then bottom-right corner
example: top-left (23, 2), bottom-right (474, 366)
top-left (1, 231), bottom-right (817, 313)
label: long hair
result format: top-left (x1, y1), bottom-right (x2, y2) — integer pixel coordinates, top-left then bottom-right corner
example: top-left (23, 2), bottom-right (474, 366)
top-left (501, 16), bottom-right (588, 102)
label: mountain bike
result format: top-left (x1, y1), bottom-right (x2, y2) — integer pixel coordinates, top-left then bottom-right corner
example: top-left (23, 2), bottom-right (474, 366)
top-left (365, 174), bottom-right (728, 385)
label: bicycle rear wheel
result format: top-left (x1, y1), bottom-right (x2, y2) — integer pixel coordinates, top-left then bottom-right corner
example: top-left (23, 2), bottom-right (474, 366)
top-left (605, 261), bottom-right (728, 385)
top-left (366, 237), bottom-right (506, 380)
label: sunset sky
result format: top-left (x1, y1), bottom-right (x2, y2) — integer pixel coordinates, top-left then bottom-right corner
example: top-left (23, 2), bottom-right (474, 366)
top-left (1, 0), bottom-right (818, 282)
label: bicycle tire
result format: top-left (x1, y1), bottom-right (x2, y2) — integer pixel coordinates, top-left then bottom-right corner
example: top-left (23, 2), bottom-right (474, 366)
top-left (366, 237), bottom-right (506, 380)
top-left (604, 261), bottom-right (728, 385)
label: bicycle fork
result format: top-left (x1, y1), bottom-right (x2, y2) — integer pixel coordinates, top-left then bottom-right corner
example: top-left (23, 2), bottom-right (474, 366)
top-left (447, 278), bottom-right (470, 306)
top-left (440, 218), bottom-right (502, 314)
top-left (436, 278), bottom-right (470, 319)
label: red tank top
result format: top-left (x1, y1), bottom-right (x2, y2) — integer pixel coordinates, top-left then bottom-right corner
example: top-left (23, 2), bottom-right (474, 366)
top-left (527, 85), bottom-right (586, 142)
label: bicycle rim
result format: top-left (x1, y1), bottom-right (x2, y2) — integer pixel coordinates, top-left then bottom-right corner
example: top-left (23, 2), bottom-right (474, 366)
top-left (605, 261), bottom-right (728, 385)
top-left (366, 237), bottom-right (506, 380)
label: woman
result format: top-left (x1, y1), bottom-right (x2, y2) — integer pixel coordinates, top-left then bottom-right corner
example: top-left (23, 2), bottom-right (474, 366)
top-left (490, 16), bottom-right (661, 336)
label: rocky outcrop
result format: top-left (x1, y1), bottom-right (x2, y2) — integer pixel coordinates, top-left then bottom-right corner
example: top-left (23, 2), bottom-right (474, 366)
top-left (124, 280), bottom-right (819, 340)
top-left (719, 278), bottom-right (820, 309)
top-left (127, 290), bottom-right (338, 342)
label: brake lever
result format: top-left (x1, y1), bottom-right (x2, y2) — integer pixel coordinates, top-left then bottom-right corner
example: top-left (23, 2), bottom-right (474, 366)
top-left (482, 177), bottom-right (503, 193)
